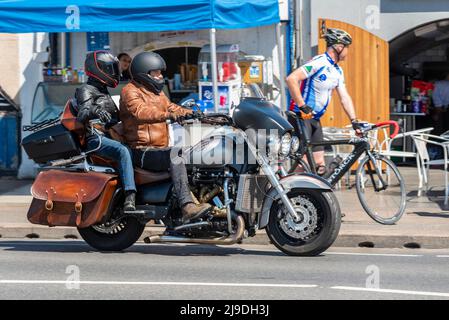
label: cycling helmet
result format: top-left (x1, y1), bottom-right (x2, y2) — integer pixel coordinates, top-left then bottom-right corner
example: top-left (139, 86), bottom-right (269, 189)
top-left (323, 28), bottom-right (353, 47)
top-left (84, 51), bottom-right (120, 88)
top-left (130, 51), bottom-right (167, 93)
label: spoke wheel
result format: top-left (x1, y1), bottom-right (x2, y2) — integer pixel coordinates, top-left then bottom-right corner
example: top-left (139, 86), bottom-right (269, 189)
top-left (356, 154), bottom-right (406, 225)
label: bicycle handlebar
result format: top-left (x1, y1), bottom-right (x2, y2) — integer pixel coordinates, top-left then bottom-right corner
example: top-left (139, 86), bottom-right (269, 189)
top-left (373, 121), bottom-right (400, 139)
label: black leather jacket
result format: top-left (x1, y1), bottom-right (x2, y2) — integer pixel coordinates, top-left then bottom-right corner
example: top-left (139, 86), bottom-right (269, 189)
top-left (75, 77), bottom-right (119, 125)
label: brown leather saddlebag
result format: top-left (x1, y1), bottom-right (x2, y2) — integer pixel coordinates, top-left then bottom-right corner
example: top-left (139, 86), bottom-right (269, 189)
top-left (27, 170), bottom-right (118, 228)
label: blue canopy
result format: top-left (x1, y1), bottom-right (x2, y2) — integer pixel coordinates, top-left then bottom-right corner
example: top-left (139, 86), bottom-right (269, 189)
top-left (0, 0), bottom-right (280, 33)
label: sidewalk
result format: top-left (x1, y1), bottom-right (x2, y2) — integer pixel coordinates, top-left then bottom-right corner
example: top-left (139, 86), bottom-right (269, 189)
top-left (1, 167), bottom-right (449, 249)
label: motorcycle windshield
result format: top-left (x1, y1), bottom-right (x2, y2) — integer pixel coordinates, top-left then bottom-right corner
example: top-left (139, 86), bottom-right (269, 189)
top-left (232, 98), bottom-right (293, 135)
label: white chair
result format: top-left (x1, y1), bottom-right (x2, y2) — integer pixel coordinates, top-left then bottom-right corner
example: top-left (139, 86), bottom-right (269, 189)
top-left (377, 127), bottom-right (433, 197)
top-left (412, 134), bottom-right (449, 206)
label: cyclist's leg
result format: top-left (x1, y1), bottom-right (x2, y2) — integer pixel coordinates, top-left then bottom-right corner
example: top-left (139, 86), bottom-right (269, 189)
top-left (310, 120), bottom-right (326, 174)
top-left (293, 120), bottom-right (314, 173)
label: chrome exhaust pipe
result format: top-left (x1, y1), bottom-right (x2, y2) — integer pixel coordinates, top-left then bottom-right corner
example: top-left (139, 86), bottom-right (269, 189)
top-left (174, 221), bottom-right (210, 232)
top-left (145, 214), bottom-right (245, 245)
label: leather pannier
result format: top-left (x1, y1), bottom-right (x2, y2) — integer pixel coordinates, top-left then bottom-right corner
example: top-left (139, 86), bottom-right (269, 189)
top-left (27, 170), bottom-right (118, 228)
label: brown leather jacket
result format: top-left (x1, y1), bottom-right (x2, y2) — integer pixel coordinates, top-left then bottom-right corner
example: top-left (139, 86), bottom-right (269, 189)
top-left (119, 81), bottom-right (192, 148)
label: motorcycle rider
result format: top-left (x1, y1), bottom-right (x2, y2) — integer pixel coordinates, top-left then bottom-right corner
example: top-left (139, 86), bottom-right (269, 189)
top-left (75, 50), bottom-right (137, 212)
top-left (119, 51), bottom-right (211, 224)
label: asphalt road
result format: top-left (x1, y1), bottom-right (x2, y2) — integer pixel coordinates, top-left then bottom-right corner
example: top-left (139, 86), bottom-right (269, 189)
top-left (0, 239), bottom-right (449, 300)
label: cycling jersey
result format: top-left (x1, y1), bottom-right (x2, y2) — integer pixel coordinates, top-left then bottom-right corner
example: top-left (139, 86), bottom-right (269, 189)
top-left (290, 52), bottom-right (345, 120)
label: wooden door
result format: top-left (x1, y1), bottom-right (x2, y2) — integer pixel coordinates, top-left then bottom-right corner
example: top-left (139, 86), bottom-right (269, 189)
top-left (318, 19), bottom-right (390, 128)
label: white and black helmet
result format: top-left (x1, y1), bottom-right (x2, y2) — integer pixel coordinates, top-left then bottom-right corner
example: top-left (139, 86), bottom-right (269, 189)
top-left (323, 28), bottom-right (353, 47)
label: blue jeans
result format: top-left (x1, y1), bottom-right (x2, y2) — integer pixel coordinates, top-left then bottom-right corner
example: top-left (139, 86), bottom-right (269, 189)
top-left (86, 135), bottom-right (136, 192)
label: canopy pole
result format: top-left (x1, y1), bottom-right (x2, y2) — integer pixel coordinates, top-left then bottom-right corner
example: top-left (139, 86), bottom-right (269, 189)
top-left (210, 28), bottom-right (219, 113)
top-left (60, 33), bottom-right (66, 68)
top-left (275, 23), bottom-right (287, 112)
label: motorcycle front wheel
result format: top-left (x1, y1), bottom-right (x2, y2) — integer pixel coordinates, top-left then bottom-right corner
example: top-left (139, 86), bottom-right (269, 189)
top-left (266, 189), bottom-right (341, 256)
top-left (78, 216), bottom-right (145, 252)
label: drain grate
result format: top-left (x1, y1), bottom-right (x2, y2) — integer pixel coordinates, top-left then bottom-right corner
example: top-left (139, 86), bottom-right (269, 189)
top-left (403, 242), bottom-right (421, 249)
top-left (64, 235), bottom-right (78, 239)
top-left (25, 233), bottom-right (40, 239)
top-left (358, 241), bottom-right (375, 248)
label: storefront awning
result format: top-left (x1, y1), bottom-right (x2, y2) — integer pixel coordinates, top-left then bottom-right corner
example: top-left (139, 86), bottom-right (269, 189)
top-left (0, 0), bottom-right (280, 33)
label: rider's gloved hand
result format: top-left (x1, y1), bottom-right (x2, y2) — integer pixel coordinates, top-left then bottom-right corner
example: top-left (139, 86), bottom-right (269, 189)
top-left (168, 113), bottom-right (185, 124)
top-left (94, 108), bottom-right (112, 124)
top-left (351, 119), bottom-right (365, 136)
top-left (298, 104), bottom-right (314, 120)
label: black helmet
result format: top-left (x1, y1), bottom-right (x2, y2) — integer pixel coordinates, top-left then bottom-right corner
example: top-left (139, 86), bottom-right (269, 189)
top-left (324, 28), bottom-right (353, 47)
top-left (130, 51), bottom-right (167, 93)
top-left (85, 50), bottom-right (120, 88)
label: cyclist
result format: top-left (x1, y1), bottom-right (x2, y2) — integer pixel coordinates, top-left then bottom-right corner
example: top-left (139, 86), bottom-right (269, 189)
top-left (286, 28), bottom-right (364, 175)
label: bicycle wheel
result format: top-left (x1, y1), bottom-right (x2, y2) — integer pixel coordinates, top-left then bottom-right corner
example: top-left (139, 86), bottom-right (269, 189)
top-left (355, 154), bottom-right (406, 225)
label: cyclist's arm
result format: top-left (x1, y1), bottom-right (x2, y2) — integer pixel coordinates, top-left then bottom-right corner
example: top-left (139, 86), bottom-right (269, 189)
top-left (286, 68), bottom-right (308, 107)
top-left (336, 85), bottom-right (357, 122)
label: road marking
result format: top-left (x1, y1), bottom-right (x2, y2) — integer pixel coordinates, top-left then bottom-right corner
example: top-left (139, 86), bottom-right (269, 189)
top-left (331, 286), bottom-right (449, 298)
top-left (437, 255), bottom-right (449, 258)
top-left (325, 252), bottom-right (421, 257)
top-left (0, 280), bottom-right (318, 289)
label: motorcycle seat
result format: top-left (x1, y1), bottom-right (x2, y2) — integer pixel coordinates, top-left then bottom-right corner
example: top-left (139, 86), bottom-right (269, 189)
top-left (134, 167), bottom-right (171, 185)
top-left (90, 155), bottom-right (170, 185)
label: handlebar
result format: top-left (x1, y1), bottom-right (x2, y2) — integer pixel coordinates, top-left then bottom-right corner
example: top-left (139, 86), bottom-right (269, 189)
top-left (167, 113), bottom-right (234, 126)
top-left (373, 121), bottom-right (400, 139)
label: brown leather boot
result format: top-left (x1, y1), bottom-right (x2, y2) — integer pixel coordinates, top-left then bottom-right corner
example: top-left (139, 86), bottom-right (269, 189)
top-left (181, 202), bottom-right (212, 224)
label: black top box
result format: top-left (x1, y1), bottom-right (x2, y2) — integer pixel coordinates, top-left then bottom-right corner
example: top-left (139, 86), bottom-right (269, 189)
top-left (22, 124), bottom-right (81, 164)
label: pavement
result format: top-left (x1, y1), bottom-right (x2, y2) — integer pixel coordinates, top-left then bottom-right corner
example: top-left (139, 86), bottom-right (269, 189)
top-left (0, 241), bottom-right (449, 300)
top-left (1, 166), bottom-right (449, 249)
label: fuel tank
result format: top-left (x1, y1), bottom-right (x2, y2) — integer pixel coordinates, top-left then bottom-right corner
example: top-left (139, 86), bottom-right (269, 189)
top-left (184, 127), bottom-right (256, 173)
top-left (232, 98), bottom-right (293, 134)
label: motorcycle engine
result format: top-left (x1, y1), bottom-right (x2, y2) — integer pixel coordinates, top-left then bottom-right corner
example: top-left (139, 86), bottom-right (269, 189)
top-left (189, 167), bottom-right (233, 221)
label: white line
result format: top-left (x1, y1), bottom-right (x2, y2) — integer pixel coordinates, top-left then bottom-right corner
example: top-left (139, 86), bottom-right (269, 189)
top-left (437, 255), bottom-right (449, 258)
top-left (325, 252), bottom-right (421, 258)
top-left (237, 247), bottom-right (423, 257)
top-left (0, 280), bottom-right (317, 289)
top-left (332, 286), bottom-right (449, 298)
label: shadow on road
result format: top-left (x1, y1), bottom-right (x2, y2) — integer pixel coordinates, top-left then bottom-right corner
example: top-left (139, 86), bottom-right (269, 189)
top-left (0, 240), bottom-right (318, 258)
top-left (410, 212), bottom-right (449, 218)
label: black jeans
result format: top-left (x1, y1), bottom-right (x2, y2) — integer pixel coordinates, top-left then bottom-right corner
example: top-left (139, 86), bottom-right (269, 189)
top-left (132, 147), bottom-right (193, 208)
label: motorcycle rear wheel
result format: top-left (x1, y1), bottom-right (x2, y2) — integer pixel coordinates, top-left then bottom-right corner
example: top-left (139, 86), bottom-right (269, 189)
top-left (78, 216), bottom-right (145, 252)
top-left (266, 189), bottom-right (341, 256)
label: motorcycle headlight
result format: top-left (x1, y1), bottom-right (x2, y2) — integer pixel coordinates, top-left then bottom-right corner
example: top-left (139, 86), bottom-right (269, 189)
top-left (280, 133), bottom-right (292, 157)
top-left (290, 136), bottom-right (300, 154)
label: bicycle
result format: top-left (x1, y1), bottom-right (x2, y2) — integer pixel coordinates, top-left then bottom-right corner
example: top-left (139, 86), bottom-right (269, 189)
top-left (285, 111), bottom-right (406, 225)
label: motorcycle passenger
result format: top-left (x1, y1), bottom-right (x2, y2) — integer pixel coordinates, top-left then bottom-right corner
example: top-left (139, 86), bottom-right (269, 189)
top-left (119, 51), bottom-right (212, 224)
top-left (75, 50), bottom-right (137, 212)
top-left (286, 28), bottom-right (363, 176)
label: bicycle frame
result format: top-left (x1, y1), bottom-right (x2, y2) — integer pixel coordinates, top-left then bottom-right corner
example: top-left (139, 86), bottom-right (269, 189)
top-left (288, 114), bottom-right (387, 189)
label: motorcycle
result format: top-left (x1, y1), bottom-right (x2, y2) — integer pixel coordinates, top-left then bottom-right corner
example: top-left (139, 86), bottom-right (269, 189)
top-left (22, 97), bottom-right (341, 256)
